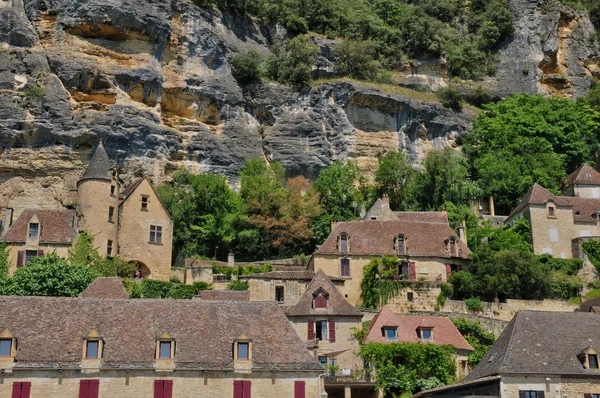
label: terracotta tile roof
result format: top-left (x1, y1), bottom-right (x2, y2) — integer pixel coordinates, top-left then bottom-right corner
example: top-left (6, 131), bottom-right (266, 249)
top-left (507, 183), bottom-right (600, 222)
top-left (465, 311), bottom-right (600, 381)
top-left (1, 209), bottom-right (77, 244)
top-left (272, 265), bottom-right (308, 271)
top-left (195, 290), bottom-right (249, 301)
top-left (393, 212), bottom-right (449, 224)
top-left (579, 296), bottom-right (600, 313)
top-left (286, 270), bottom-right (362, 317)
top-left (79, 141), bottom-right (112, 182)
top-left (80, 278), bottom-right (129, 299)
top-left (365, 307), bottom-right (472, 351)
top-left (0, 296), bottom-right (321, 371)
top-left (239, 270), bottom-right (345, 282)
top-left (316, 218), bottom-right (471, 259)
top-left (411, 375), bottom-right (502, 397)
top-left (565, 164), bottom-right (600, 187)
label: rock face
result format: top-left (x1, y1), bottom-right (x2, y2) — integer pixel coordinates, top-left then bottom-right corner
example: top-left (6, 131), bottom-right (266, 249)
top-left (496, 0), bottom-right (600, 98)
top-left (0, 0), bottom-right (596, 213)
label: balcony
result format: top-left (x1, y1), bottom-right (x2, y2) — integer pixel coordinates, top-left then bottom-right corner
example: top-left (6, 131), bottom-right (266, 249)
top-left (325, 370), bottom-right (373, 384)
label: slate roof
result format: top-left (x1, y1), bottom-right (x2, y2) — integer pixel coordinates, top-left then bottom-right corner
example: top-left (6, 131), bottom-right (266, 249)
top-left (79, 141), bottom-right (112, 182)
top-left (240, 270), bottom-right (345, 282)
top-left (465, 311), bottom-right (600, 381)
top-left (0, 296), bottom-right (321, 371)
top-left (565, 164), bottom-right (600, 187)
top-left (580, 296), bottom-right (600, 313)
top-left (286, 270), bottom-right (362, 317)
top-left (1, 209), bottom-right (77, 244)
top-left (195, 290), bottom-right (249, 301)
top-left (80, 278), bottom-right (129, 299)
top-left (507, 183), bottom-right (600, 223)
top-left (316, 219), bottom-right (470, 259)
top-left (118, 178), bottom-right (144, 201)
top-left (365, 307), bottom-right (473, 351)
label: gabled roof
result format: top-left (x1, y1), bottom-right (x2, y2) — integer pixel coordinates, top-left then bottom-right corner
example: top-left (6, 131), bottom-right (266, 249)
top-left (465, 311), bottom-right (600, 381)
top-left (79, 141), bottom-right (112, 182)
top-left (0, 296), bottom-right (321, 371)
top-left (1, 209), bottom-right (77, 244)
top-left (118, 177), bottom-right (172, 219)
top-left (363, 197), bottom-right (397, 221)
top-left (580, 296), bottom-right (600, 313)
top-left (80, 278), bottom-right (129, 299)
top-left (286, 270), bottom-right (362, 317)
top-left (239, 270), bottom-right (345, 282)
top-left (195, 290), bottom-right (249, 301)
top-left (316, 219), bottom-right (470, 259)
top-left (364, 307), bottom-right (473, 351)
top-left (565, 164), bottom-right (600, 187)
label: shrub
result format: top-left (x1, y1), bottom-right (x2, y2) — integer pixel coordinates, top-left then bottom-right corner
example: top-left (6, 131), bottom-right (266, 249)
top-left (464, 85), bottom-right (497, 107)
top-left (449, 271), bottom-right (476, 299)
top-left (227, 280), bottom-right (249, 290)
top-left (464, 297), bottom-right (484, 312)
top-left (26, 84), bottom-right (45, 99)
top-left (334, 39), bottom-right (381, 81)
top-left (230, 50), bottom-right (263, 85)
top-left (192, 281), bottom-right (213, 291)
top-left (168, 283), bottom-right (196, 299)
top-left (141, 279), bottom-right (172, 298)
top-left (279, 35), bottom-right (320, 86)
top-left (122, 279), bottom-right (142, 298)
top-left (170, 275), bottom-right (182, 283)
top-left (436, 87), bottom-right (464, 111)
top-left (0, 243), bottom-right (9, 278)
top-left (585, 288), bottom-right (600, 300)
top-left (583, 240), bottom-right (600, 273)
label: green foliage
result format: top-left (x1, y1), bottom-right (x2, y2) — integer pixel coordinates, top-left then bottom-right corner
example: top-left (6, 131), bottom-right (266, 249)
top-left (170, 275), bottom-right (182, 283)
top-left (26, 84), bottom-right (45, 99)
top-left (585, 288), bottom-right (600, 300)
top-left (464, 297), bottom-right (484, 312)
top-left (360, 342), bottom-right (457, 395)
top-left (68, 230), bottom-right (99, 266)
top-left (583, 240), bottom-right (600, 273)
top-left (122, 279), bottom-right (142, 298)
top-left (452, 318), bottom-right (496, 365)
top-left (437, 283), bottom-right (453, 307)
top-left (464, 85), bottom-right (497, 108)
top-left (539, 255), bottom-right (583, 275)
top-left (292, 254), bottom-right (310, 267)
top-left (449, 271), bottom-right (477, 299)
top-left (360, 257), bottom-right (411, 309)
top-left (230, 50), bottom-right (263, 84)
top-left (0, 243), bottom-right (9, 277)
top-left (464, 94), bottom-right (600, 214)
top-left (140, 279), bottom-right (173, 298)
top-left (227, 280), bottom-right (250, 290)
top-left (334, 39), bottom-right (381, 81)
top-left (436, 87), bottom-right (464, 111)
top-left (8, 254), bottom-right (98, 297)
top-left (168, 283), bottom-right (196, 299)
top-left (192, 281), bottom-right (213, 291)
top-left (375, 150), bottom-right (414, 210)
top-left (91, 256), bottom-right (137, 278)
top-left (265, 36), bottom-right (319, 86)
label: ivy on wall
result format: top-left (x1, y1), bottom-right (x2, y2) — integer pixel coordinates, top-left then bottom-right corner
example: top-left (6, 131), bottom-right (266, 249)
top-left (360, 256), bottom-right (411, 309)
top-left (583, 240), bottom-right (600, 273)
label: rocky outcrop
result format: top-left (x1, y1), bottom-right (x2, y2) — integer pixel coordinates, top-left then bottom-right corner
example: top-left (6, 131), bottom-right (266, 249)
top-left (496, 0), bottom-right (600, 98)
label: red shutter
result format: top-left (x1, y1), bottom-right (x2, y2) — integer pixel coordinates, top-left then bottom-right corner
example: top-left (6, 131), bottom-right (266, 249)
top-left (154, 380), bottom-right (164, 398)
top-left (294, 381), bottom-right (306, 398)
top-left (408, 262), bottom-right (416, 281)
top-left (79, 380), bottom-right (89, 398)
top-left (11, 383), bottom-right (20, 398)
top-left (445, 263), bottom-right (451, 281)
top-left (12, 382), bottom-right (31, 398)
top-left (584, 394), bottom-right (592, 398)
top-left (37, 250), bottom-right (44, 257)
top-left (328, 319), bottom-right (336, 342)
top-left (243, 380), bottom-right (251, 398)
top-left (89, 380), bottom-right (99, 398)
top-left (307, 320), bottom-right (315, 340)
top-left (234, 380), bottom-right (243, 398)
top-left (164, 380), bottom-right (173, 398)
top-left (17, 250), bottom-right (25, 267)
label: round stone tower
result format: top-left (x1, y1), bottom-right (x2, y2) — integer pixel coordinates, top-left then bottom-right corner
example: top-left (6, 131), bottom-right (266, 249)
top-left (76, 141), bottom-right (119, 257)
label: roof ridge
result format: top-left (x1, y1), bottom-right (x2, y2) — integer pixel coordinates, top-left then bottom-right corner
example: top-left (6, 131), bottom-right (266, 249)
top-left (497, 310), bottom-right (520, 373)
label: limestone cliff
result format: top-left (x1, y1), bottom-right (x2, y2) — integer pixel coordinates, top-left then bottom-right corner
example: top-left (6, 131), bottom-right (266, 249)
top-left (0, 0), bottom-right (597, 214)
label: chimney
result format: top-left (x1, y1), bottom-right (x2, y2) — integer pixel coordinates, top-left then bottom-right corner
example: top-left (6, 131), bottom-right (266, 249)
top-left (3, 208), bottom-right (13, 236)
top-left (381, 194), bottom-right (390, 209)
top-left (228, 252), bottom-right (235, 267)
top-left (489, 195), bottom-right (495, 217)
top-left (330, 219), bottom-right (337, 231)
top-left (458, 219), bottom-right (467, 245)
top-left (360, 205), bottom-right (366, 219)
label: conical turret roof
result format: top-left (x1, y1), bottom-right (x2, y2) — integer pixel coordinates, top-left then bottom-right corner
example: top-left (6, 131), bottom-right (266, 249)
top-left (79, 141), bottom-right (112, 182)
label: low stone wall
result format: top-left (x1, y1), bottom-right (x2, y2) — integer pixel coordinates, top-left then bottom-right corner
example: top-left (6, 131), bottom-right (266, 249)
top-left (441, 298), bottom-right (577, 321)
top-left (409, 311), bottom-right (509, 336)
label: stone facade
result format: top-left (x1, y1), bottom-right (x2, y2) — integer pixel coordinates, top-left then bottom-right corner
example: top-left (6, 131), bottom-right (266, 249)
top-left (501, 375), bottom-right (600, 398)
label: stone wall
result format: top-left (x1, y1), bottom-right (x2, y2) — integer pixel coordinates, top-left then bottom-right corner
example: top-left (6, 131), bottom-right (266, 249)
top-left (408, 311), bottom-right (509, 336)
top-left (441, 298), bottom-right (577, 321)
top-left (501, 375), bottom-right (600, 398)
top-left (0, 369), bottom-right (321, 398)
top-left (7, 243), bottom-right (70, 274)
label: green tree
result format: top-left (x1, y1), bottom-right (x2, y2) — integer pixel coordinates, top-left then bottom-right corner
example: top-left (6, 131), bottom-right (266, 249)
top-left (230, 50), bottom-right (263, 84)
top-left (68, 229), bottom-right (99, 267)
top-left (334, 39), bottom-right (381, 80)
top-left (375, 151), bottom-right (414, 210)
top-left (452, 318), bottom-right (496, 365)
top-left (0, 243), bottom-right (9, 277)
top-left (280, 35), bottom-right (320, 86)
top-left (437, 86), bottom-right (464, 111)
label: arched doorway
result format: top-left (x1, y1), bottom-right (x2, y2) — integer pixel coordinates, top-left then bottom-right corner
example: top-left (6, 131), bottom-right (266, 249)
top-left (130, 260), bottom-right (152, 279)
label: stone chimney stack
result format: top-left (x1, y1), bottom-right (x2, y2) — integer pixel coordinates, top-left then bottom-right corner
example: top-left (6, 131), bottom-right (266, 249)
top-left (458, 219), bottom-right (468, 245)
top-left (360, 205), bottom-right (366, 219)
top-left (489, 195), bottom-right (495, 217)
top-left (330, 219), bottom-right (337, 231)
top-left (228, 252), bottom-right (235, 267)
top-left (381, 194), bottom-right (390, 209)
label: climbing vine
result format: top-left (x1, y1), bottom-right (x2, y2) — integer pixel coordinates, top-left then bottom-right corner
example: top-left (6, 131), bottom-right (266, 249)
top-left (360, 256), bottom-right (411, 309)
top-left (583, 240), bottom-right (600, 273)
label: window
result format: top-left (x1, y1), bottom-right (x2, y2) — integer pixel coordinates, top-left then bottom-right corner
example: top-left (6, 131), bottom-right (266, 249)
top-left (460, 360), bottom-right (468, 376)
top-left (110, 185), bottom-right (116, 196)
top-left (79, 380), bottom-right (99, 398)
top-left (25, 250), bottom-right (38, 264)
top-left (420, 328), bottom-right (432, 341)
top-left (314, 294), bottom-right (327, 308)
top-left (589, 354), bottom-right (599, 369)
top-left (449, 239), bottom-right (456, 256)
top-left (28, 223), bottom-right (39, 238)
top-left (107, 240), bottom-right (113, 256)
top-left (150, 225), bottom-right (162, 244)
top-left (318, 356), bottom-right (327, 367)
top-left (86, 341), bottom-right (99, 359)
top-left (341, 258), bottom-right (350, 276)
top-left (233, 380), bottom-right (251, 398)
top-left (592, 394), bottom-right (600, 398)
top-left (154, 380), bottom-right (173, 398)
top-left (340, 235), bottom-right (348, 253)
top-left (548, 206), bottom-right (555, 216)
top-left (400, 262), bottom-right (409, 278)
top-left (159, 341), bottom-right (172, 359)
top-left (238, 343), bottom-right (249, 360)
top-left (141, 195), bottom-right (149, 211)
top-left (384, 327), bottom-right (397, 340)
top-left (275, 286), bottom-right (284, 302)
top-left (316, 320), bottom-right (327, 341)
top-left (521, 391), bottom-right (541, 398)
top-left (108, 206), bottom-right (114, 222)
top-left (11, 382), bottom-right (31, 398)
top-left (396, 236), bottom-right (405, 255)
top-left (407, 292), bottom-right (414, 302)
top-left (0, 338), bottom-right (11, 356)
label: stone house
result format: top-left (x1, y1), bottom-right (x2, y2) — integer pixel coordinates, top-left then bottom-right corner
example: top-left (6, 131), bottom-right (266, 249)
top-left (285, 270), bottom-right (377, 398)
top-left (413, 310), bottom-right (600, 398)
top-left (311, 196), bottom-right (471, 307)
top-left (2, 141), bottom-right (173, 280)
top-left (0, 278), bottom-right (323, 398)
top-left (239, 268), bottom-right (346, 306)
top-left (505, 164), bottom-right (600, 261)
top-left (364, 307), bottom-right (473, 378)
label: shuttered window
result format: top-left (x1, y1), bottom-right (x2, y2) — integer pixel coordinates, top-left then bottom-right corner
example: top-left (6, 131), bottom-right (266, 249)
top-left (445, 263), bottom-right (451, 281)
top-left (328, 319), bottom-right (336, 342)
top-left (11, 382), bottom-right (31, 398)
top-left (294, 381), bottom-right (305, 398)
top-left (79, 380), bottom-right (99, 398)
top-left (233, 380), bottom-right (251, 398)
top-left (408, 262), bottom-right (416, 281)
top-left (154, 380), bottom-right (173, 398)
top-left (307, 320), bottom-right (315, 340)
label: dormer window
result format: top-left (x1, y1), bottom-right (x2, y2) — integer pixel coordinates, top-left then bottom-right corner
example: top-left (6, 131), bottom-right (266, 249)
top-left (234, 333), bottom-right (252, 362)
top-left (589, 354), bottom-right (599, 369)
top-left (395, 235), bottom-right (406, 255)
top-left (86, 341), bottom-right (99, 359)
top-left (383, 327), bottom-right (397, 341)
top-left (0, 338), bottom-right (12, 357)
top-left (82, 330), bottom-right (103, 360)
top-left (340, 234), bottom-right (349, 253)
top-left (548, 206), bottom-right (555, 216)
top-left (313, 289), bottom-right (328, 309)
top-left (0, 329), bottom-right (16, 360)
top-left (419, 327), bottom-right (433, 342)
top-left (237, 343), bottom-right (249, 360)
top-left (28, 223), bottom-right (39, 238)
top-left (141, 195), bottom-right (149, 211)
top-left (156, 332), bottom-right (175, 360)
top-left (449, 238), bottom-right (456, 257)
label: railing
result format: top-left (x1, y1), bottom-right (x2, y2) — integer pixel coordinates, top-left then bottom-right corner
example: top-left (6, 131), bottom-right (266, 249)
top-left (324, 371), bottom-right (372, 384)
